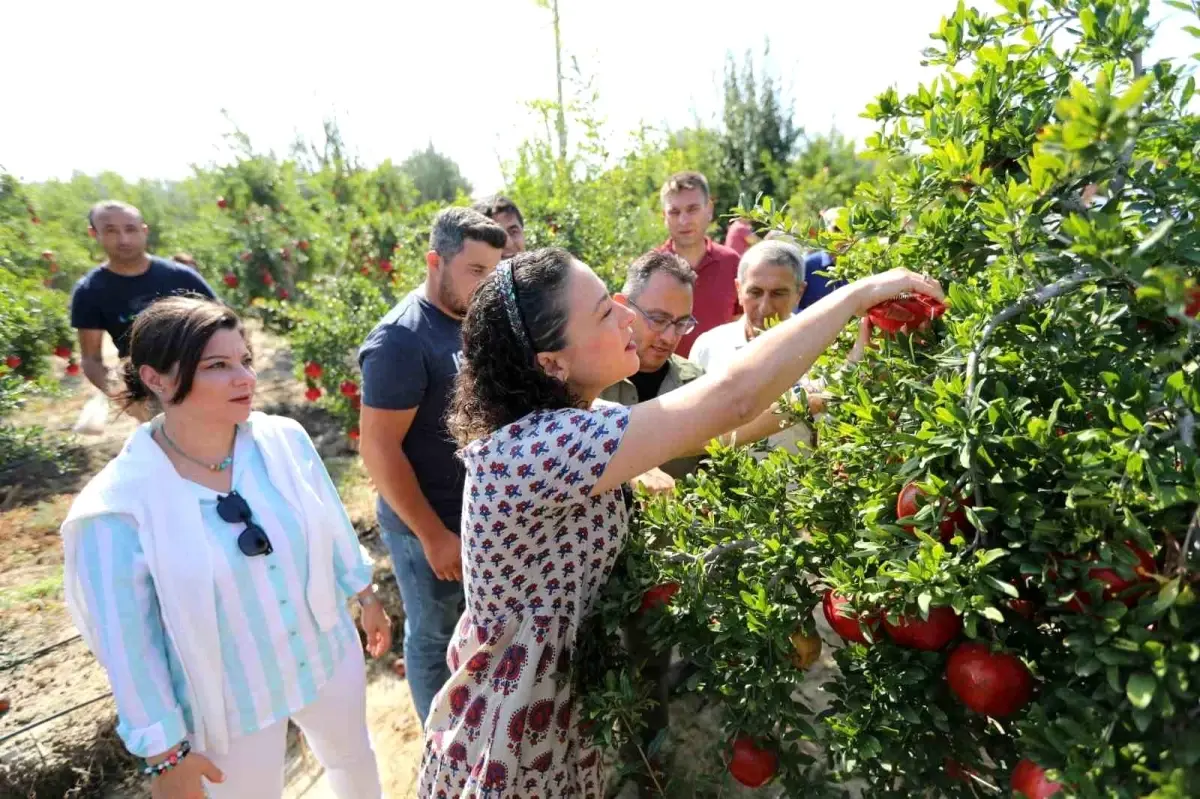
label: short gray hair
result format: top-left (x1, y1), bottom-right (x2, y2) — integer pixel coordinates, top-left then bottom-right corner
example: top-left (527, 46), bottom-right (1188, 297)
top-left (429, 207), bottom-right (507, 260)
top-left (738, 240), bottom-right (805, 285)
top-left (622, 251), bottom-right (696, 298)
top-left (88, 200), bottom-right (142, 229)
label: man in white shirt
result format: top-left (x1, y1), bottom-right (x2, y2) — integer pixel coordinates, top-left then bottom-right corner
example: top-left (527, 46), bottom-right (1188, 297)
top-left (691, 240), bottom-right (820, 452)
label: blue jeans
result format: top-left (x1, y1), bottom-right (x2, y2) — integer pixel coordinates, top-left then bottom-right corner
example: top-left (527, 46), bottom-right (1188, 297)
top-left (380, 522), bottom-right (464, 728)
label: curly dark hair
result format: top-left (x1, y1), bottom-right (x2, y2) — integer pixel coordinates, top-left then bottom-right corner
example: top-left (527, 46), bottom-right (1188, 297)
top-left (448, 247), bottom-right (583, 445)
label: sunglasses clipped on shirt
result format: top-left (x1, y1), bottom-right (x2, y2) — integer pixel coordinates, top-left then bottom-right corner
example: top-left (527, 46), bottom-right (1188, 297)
top-left (216, 490), bottom-right (273, 557)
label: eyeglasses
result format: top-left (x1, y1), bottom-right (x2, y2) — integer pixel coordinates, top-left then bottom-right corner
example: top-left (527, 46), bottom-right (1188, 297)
top-left (627, 299), bottom-right (698, 337)
top-left (216, 490), bottom-right (273, 557)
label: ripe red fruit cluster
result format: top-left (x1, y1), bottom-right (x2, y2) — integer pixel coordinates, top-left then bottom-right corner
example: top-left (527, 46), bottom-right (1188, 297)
top-left (727, 736), bottom-right (777, 788)
top-left (896, 481), bottom-right (973, 543)
top-left (54, 345), bottom-right (72, 359)
top-left (5, 355), bottom-right (21, 370)
top-left (883, 606), bottom-right (962, 650)
top-left (1011, 758), bottom-right (1064, 798)
top-left (223, 273), bottom-right (239, 288)
top-left (639, 582), bottom-right (679, 613)
top-left (868, 293), bottom-right (946, 334)
top-left (348, 427), bottom-right (361, 442)
top-left (216, 196), bottom-right (228, 209)
top-left (822, 590), bottom-right (879, 644)
top-left (1060, 541), bottom-right (1156, 612)
top-left (379, 259), bottom-right (394, 274)
top-left (1185, 286), bottom-right (1200, 318)
top-left (65, 362), bottom-right (80, 377)
top-left (945, 642), bottom-right (1033, 717)
top-left (305, 387), bottom-right (321, 402)
top-left (304, 361), bottom-right (323, 380)
top-left (340, 380), bottom-right (359, 398)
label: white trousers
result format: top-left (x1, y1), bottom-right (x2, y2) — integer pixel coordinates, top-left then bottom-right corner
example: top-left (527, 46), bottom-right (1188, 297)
top-left (202, 647), bottom-right (382, 798)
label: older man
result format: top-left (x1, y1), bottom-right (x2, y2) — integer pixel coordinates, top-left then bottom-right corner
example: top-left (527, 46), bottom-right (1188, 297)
top-left (690, 240), bottom-right (825, 452)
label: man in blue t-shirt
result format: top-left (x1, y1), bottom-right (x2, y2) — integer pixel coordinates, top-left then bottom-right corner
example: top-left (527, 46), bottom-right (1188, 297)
top-left (357, 207), bottom-right (506, 726)
top-left (70, 201), bottom-right (216, 419)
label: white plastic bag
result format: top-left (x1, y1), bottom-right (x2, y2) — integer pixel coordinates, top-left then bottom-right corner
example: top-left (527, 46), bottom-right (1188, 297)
top-left (73, 393), bottom-right (110, 436)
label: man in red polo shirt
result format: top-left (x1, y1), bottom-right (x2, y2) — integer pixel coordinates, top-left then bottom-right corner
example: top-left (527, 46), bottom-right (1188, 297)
top-left (657, 171), bottom-right (741, 356)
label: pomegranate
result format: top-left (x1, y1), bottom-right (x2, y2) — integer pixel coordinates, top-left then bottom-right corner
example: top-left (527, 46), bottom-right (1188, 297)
top-left (305, 387), bottom-right (321, 402)
top-left (304, 361), bottom-right (323, 380)
top-left (1185, 286), bottom-right (1200, 318)
top-left (946, 642), bottom-right (1033, 718)
top-left (639, 582), bottom-right (679, 613)
top-left (339, 380), bottom-right (359, 398)
top-left (868, 293), bottom-right (946, 334)
top-left (1063, 541), bottom-right (1156, 612)
top-left (1007, 598), bottom-right (1037, 619)
top-left (822, 590), bottom-right (878, 645)
top-left (727, 737), bottom-right (777, 788)
top-left (896, 482), bottom-right (973, 543)
top-left (1011, 758), bottom-right (1063, 798)
top-left (883, 606), bottom-right (961, 650)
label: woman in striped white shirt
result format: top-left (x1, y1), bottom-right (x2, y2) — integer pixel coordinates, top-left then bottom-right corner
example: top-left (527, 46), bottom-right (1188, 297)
top-left (61, 296), bottom-right (390, 799)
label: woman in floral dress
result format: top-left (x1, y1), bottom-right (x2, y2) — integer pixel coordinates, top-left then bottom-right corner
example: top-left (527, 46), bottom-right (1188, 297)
top-left (418, 248), bottom-right (942, 797)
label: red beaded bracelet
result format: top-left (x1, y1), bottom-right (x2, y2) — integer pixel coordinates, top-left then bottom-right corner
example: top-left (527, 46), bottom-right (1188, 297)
top-left (141, 740), bottom-right (192, 777)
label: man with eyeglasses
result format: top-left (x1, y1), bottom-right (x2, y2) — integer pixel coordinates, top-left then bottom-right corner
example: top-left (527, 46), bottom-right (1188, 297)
top-left (602, 251), bottom-right (799, 495)
top-left (601, 251), bottom-right (706, 490)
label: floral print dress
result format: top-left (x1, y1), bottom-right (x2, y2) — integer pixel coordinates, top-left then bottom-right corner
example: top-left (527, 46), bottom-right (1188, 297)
top-left (417, 405), bottom-right (632, 798)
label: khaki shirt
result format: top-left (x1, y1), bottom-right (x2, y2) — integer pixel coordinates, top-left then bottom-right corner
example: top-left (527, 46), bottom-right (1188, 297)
top-left (599, 354), bottom-right (706, 479)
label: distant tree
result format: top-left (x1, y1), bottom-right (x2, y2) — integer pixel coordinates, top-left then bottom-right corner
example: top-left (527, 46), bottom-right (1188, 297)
top-left (719, 48), bottom-right (801, 210)
top-left (400, 144), bottom-right (472, 205)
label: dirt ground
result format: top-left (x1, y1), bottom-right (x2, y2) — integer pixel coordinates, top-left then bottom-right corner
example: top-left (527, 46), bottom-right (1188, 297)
top-left (0, 323), bottom-right (426, 799)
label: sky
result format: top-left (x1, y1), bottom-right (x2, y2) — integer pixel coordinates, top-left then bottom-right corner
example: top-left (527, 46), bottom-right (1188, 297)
top-left (1, 0), bottom-right (1195, 195)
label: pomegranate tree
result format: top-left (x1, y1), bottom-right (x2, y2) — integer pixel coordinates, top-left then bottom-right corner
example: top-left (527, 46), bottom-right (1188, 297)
top-left (575, 2), bottom-right (1200, 796)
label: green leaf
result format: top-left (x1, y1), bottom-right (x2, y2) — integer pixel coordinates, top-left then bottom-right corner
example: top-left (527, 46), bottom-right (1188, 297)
top-left (981, 606), bottom-right (1005, 623)
top-left (1114, 75), bottom-right (1154, 116)
top-left (1134, 218), bottom-right (1176, 257)
top-left (1108, 665), bottom-right (1123, 693)
top-left (986, 576), bottom-right (1020, 598)
top-left (1152, 577), bottom-right (1181, 615)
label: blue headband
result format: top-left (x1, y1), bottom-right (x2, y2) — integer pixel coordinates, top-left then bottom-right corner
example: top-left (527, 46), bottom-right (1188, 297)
top-left (496, 261), bottom-right (534, 357)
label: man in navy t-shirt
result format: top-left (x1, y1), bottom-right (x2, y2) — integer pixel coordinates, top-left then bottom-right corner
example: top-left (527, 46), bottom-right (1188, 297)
top-left (70, 201), bottom-right (216, 419)
top-left (357, 207), bottom-right (506, 726)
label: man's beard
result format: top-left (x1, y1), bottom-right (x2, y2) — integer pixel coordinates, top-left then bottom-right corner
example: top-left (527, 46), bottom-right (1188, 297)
top-left (437, 276), bottom-right (468, 318)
